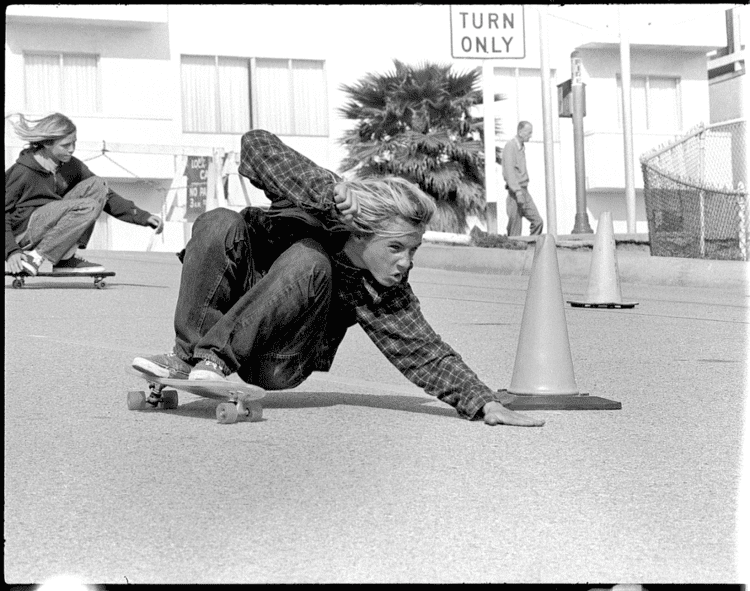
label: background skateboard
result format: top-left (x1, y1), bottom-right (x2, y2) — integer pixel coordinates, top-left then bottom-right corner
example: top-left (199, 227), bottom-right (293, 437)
top-left (6, 271), bottom-right (115, 289)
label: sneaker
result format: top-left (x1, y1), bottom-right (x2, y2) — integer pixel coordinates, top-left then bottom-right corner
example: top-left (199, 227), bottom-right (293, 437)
top-left (189, 359), bottom-right (228, 381)
top-left (20, 252), bottom-right (42, 276)
top-left (132, 352), bottom-right (192, 380)
top-left (53, 256), bottom-right (105, 274)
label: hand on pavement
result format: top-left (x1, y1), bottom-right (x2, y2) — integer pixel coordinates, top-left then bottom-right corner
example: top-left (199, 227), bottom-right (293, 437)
top-left (483, 401), bottom-right (545, 427)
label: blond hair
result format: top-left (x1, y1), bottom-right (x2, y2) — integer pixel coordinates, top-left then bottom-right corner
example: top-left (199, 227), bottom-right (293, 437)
top-left (337, 176), bottom-right (436, 238)
top-left (6, 112), bottom-right (76, 149)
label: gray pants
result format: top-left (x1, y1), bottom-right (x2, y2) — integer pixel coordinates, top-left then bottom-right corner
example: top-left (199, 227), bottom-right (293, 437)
top-left (16, 177), bottom-right (108, 265)
top-left (506, 188), bottom-right (543, 236)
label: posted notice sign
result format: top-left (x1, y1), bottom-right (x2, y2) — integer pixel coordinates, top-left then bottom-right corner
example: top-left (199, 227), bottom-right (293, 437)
top-left (185, 155), bottom-right (209, 217)
top-left (450, 5), bottom-right (525, 59)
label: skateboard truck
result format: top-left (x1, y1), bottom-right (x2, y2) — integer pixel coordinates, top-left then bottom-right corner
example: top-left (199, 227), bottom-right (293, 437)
top-left (128, 380), bottom-right (179, 410)
top-left (215, 391), bottom-right (263, 424)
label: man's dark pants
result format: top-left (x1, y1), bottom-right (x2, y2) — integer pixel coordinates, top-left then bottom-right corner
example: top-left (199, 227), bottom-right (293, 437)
top-left (506, 187), bottom-right (543, 236)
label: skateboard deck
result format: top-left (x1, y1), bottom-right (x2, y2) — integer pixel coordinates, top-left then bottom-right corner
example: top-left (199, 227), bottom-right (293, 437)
top-left (6, 271), bottom-right (115, 289)
top-left (129, 368), bottom-right (266, 423)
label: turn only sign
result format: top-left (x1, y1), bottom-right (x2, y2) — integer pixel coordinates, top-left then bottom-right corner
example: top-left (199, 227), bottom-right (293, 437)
top-left (450, 5), bottom-right (526, 59)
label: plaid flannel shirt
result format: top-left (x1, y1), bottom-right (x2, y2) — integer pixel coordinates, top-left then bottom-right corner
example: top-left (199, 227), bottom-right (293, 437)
top-left (239, 129), bottom-right (500, 420)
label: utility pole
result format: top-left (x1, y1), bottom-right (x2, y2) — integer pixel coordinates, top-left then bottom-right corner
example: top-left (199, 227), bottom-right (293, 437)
top-left (571, 51), bottom-right (593, 234)
top-left (483, 60), bottom-right (498, 234)
top-left (619, 5), bottom-right (637, 234)
top-left (538, 6), bottom-right (558, 236)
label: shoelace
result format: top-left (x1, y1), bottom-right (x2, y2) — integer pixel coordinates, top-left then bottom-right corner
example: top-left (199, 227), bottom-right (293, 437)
top-left (198, 359), bottom-right (224, 375)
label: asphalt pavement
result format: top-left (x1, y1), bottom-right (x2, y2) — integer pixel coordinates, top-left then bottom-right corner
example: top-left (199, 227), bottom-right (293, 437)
top-left (4, 246), bottom-right (749, 584)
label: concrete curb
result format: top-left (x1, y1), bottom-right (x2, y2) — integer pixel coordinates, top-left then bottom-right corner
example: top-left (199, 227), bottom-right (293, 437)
top-left (416, 242), bottom-right (749, 290)
top-left (81, 246), bottom-right (748, 291)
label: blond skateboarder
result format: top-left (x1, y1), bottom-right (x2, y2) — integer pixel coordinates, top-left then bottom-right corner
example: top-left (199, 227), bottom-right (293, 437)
top-left (133, 130), bottom-right (543, 427)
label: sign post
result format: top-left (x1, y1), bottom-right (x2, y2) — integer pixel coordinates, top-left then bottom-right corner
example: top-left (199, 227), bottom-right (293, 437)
top-left (450, 5), bottom-right (525, 235)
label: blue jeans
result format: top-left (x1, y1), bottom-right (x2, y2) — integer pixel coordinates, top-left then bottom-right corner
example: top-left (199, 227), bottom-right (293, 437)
top-left (174, 208), bottom-right (333, 390)
top-left (16, 177), bottom-right (108, 264)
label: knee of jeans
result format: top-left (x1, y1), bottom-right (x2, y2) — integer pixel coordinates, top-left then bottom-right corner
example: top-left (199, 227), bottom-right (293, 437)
top-left (286, 239), bottom-right (333, 290)
top-left (193, 208), bottom-right (247, 244)
top-left (253, 360), bottom-right (308, 391)
top-left (76, 176), bottom-right (109, 203)
top-left (81, 176), bottom-right (107, 191)
top-left (80, 176), bottom-right (107, 195)
top-left (195, 207), bottom-right (242, 227)
top-left (71, 196), bottom-right (103, 216)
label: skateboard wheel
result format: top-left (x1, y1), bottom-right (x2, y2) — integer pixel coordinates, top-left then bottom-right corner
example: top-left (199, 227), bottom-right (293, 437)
top-left (216, 402), bottom-right (239, 424)
top-left (127, 390), bottom-right (147, 410)
top-left (242, 399), bottom-right (263, 422)
top-left (12, 278), bottom-right (23, 289)
top-left (161, 389), bottom-right (179, 409)
top-left (95, 280), bottom-right (106, 289)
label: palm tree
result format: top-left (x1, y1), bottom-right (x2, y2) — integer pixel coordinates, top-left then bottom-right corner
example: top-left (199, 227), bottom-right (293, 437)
top-left (338, 59), bottom-right (501, 232)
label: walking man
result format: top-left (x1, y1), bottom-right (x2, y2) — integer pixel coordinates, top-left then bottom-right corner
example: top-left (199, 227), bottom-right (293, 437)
top-left (502, 121), bottom-right (543, 236)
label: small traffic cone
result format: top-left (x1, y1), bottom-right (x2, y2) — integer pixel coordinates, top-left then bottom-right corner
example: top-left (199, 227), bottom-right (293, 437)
top-left (500, 233), bottom-right (622, 411)
top-left (508, 233), bottom-right (579, 396)
top-left (568, 211), bottom-right (638, 309)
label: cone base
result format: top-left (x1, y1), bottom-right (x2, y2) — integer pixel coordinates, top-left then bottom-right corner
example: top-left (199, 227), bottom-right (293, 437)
top-left (568, 300), bottom-right (638, 309)
top-left (497, 390), bottom-right (622, 410)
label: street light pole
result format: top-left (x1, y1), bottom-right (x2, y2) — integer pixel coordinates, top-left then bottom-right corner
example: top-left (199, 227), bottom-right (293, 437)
top-left (539, 6), bottom-right (558, 236)
top-left (571, 50), bottom-right (593, 234)
top-left (483, 60), bottom-right (498, 234)
top-left (619, 5), bottom-right (637, 234)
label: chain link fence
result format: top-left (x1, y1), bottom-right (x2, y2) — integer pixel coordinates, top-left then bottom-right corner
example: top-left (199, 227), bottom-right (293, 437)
top-left (640, 119), bottom-right (748, 261)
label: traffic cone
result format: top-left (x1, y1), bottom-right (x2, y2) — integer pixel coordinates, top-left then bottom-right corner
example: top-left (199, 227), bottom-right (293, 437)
top-left (501, 233), bottom-right (622, 411)
top-left (568, 211), bottom-right (638, 309)
top-left (508, 233), bottom-right (579, 395)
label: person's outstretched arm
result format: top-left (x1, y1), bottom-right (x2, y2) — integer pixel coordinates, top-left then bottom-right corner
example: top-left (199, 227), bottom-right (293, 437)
top-left (75, 159), bottom-right (162, 232)
top-left (356, 282), bottom-right (544, 427)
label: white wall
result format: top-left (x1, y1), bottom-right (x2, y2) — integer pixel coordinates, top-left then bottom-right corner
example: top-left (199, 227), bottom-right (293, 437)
top-left (710, 75), bottom-right (745, 123)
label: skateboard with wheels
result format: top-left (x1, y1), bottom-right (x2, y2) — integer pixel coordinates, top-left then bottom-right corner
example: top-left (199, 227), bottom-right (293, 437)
top-left (6, 271), bottom-right (115, 289)
top-left (129, 368), bottom-right (266, 424)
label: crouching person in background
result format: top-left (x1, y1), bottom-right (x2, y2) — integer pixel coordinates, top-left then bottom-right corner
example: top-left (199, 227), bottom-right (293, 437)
top-left (5, 112), bottom-right (163, 276)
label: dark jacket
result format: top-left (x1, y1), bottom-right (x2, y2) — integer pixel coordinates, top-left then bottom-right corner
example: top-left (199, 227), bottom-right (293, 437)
top-left (5, 148), bottom-right (153, 259)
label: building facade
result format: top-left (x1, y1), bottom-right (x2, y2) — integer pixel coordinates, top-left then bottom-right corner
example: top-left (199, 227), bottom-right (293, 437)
top-left (5, 4), bottom-right (736, 249)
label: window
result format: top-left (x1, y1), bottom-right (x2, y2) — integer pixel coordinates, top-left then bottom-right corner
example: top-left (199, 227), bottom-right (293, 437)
top-left (181, 55), bottom-right (328, 136)
top-left (24, 53), bottom-right (100, 114)
top-left (617, 75), bottom-right (681, 132)
top-left (181, 56), bottom-right (250, 133)
top-left (493, 67), bottom-right (558, 140)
